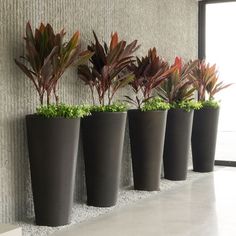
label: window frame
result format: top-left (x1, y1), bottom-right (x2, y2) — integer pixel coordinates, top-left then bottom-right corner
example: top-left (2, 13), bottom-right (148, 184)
top-left (198, 0), bottom-right (236, 167)
top-left (198, 0), bottom-right (236, 59)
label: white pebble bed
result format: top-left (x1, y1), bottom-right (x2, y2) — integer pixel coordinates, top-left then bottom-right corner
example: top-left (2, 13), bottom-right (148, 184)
top-left (15, 169), bottom-right (218, 236)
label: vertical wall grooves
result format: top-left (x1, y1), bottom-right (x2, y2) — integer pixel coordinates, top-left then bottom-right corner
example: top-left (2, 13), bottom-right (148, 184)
top-left (0, 0), bottom-right (198, 223)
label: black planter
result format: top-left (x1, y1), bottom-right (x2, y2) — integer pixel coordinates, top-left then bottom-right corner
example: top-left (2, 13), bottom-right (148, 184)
top-left (26, 115), bottom-right (80, 226)
top-left (82, 112), bottom-right (126, 207)
top-left (128, 109), bottom-right (167, 191)
top-left (163, 109), bottom-right (193, 181)
top-left (191, 108), bottom-right (220, 172)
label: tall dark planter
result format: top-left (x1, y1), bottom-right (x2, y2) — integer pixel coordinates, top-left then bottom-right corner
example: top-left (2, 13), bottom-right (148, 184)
top-left (82, 112), bottom-right (126, 207)
top-left (163, 109), bottom-right (193, 181)
top-left (191, 108), bottom-right (219, 172)
top-left (26, 115), bottom-right (80, 226)
top-left (128, 109), bottom-right (167, 191)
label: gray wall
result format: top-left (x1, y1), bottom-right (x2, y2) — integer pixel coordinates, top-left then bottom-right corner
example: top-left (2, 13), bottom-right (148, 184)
top-left (0, 0), bottom-right (198, 223)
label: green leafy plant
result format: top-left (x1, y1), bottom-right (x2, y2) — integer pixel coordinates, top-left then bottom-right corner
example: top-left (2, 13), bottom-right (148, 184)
top-left (126, 48), bottom-right (174, 108)
top-left (36, 104), bottom-right (90, 118)
top-left (141, 98), bottom-right (170, 112)
top-left (190, 60), bottom-right (232, 108)
top-left (77, 31), bottom-right (139, 107)
top-left (200, 99), bottom-right (219, 109)
top-left (15, 22), bottom-right (92, 105)
top-left (87, 103), bottom-right (127, 113)
top-left (170, 100), bottom-right (202, 112)
top-left (156, 57), bottom-right (198, 104)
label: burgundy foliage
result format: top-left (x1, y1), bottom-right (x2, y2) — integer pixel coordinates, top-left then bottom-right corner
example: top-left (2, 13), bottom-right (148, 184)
top-left (126, 48), bottom-right (174, 108)
top-left (15, 22), bottom-right (92, 105)
top-left (77, 31), bottom-right (139, 105)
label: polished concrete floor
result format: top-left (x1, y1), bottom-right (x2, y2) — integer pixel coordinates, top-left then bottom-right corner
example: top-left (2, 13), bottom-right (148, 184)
top-left (53, 167), bottom-right (236, 236)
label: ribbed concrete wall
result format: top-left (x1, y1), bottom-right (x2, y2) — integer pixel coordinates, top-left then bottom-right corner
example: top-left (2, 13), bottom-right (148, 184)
top-left (0, 0), bottom-right (198, 222)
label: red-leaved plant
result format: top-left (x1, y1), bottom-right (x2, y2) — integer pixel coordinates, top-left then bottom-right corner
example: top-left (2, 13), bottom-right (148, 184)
top-left (190, 60), bottom-right (232, 101)
top-left (125, 48), bottom-right (174, 108)
top-left (77, 31), bottom-right (139, 105)
top-left (15, 22), bottom-right (92, 105)
top-left (156, 57), bottom-right (198, 103)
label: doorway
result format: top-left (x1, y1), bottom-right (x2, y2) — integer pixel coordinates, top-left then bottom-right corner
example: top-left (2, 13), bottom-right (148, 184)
top-left (199, 0), bottom-right (236, 165)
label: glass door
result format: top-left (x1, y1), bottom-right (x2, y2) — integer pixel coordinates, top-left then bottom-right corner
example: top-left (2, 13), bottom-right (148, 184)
top-left (201, 1), bottom-right (236, 164)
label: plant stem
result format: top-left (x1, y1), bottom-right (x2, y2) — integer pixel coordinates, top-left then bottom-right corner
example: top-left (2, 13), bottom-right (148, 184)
top-left (53, 87), bottom-right (59, 105)
top-left (39, 94), bottom-right (44, 106)
top-left (108, 87), bottom-right (111, 105)
top-left (47, 93), bottom-right (50, 106)
top-left (90, 86), bottom-right (95, 105)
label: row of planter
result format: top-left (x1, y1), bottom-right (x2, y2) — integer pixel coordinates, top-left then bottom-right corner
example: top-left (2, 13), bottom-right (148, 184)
top-left (26, 106), bottom-right (219, 226)
top-left (14, 22), bottom-right (230, 227)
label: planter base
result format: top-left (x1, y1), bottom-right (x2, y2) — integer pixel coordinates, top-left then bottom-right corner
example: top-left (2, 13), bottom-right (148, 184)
top-left (163, 109), bottom-right (193, 181)
top-left (128, 109), bottom-right (167, 191)
top-left (82, 112), bottom-right (127, 207)
top-left (26, 115), bottom-right (80, 226)
top-left (192, 108), bottom-right (219, 173)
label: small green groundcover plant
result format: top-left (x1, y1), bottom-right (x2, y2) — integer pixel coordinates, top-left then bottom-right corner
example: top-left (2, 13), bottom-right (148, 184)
top-left (36, 104), bottom-right (91, 118)
top-left (170, 100), bottom-right (202, 112)
top-left (200, 99), bottom-right (220, 109)
top-left (141, 98), bottom-right (170, 112)
top-left (85, 103), bottom-right (128, 113)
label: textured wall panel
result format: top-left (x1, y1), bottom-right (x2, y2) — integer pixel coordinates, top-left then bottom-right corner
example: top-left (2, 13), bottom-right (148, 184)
top-left (0, 0), bottom-right (198, 222)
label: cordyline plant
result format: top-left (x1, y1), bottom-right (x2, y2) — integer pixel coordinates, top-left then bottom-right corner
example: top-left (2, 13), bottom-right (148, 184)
top-left (15, 22), bottom-right (92, 106)
top-left (77, 31), bottom-right (139, 106)
top-left (125, 48), bottom-right (174, 109)
top-left (190, 60), bottom-right (232, 101)
top-left (156, 57), bottom-right (198, 103)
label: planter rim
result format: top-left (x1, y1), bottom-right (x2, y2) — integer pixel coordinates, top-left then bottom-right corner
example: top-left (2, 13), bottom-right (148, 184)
top-left (169, 108), bottom-right (193, 112)
top-left (26, 114), bottom-right (81, 120)
top-left (198, 107), bottom-right (220, 111)
top-left (89, 111), bottom-right (127, 115)
top-left (128, 109), bottom-right (168, 113)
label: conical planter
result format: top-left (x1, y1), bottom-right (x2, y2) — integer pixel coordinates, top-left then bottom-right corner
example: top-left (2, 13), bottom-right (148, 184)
top-left (128, 109), bottom-right (167, 191)
top-left (163, 109), bottom-right (193, 181)
top-left (191, 107), bottom-right (220, 172)
top-left (82, 112), bottom-right (126, 207)
top-left (26, 115), bottom-right (80, 226)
